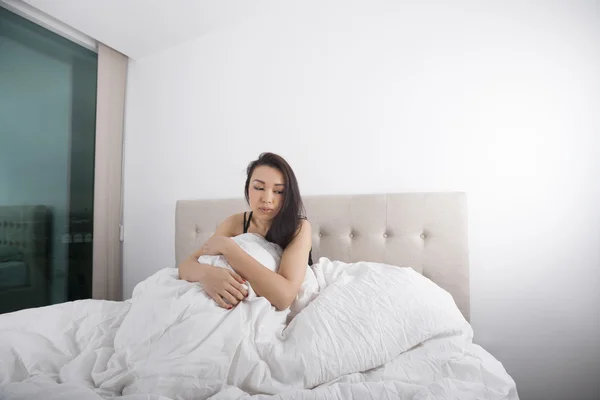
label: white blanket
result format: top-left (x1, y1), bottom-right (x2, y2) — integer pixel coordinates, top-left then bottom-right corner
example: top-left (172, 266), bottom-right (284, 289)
top-left (0, 233), bottom-right (519, 400)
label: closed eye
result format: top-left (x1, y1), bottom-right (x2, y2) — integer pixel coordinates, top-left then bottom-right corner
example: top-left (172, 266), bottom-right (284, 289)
top-left (253, 186), bottom-right (284, 195)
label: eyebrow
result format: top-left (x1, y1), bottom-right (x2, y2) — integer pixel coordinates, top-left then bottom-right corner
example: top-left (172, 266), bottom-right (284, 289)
top-left (253, 179), bottom-right (285, 186)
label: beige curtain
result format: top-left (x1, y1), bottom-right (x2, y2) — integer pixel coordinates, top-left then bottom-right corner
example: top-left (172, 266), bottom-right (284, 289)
top-left (92, 43), bottom-right (128, 301)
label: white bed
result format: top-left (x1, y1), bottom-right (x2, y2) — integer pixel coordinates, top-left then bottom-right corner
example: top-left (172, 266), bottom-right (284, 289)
top-left (0, 192), bottom-right (519, 400)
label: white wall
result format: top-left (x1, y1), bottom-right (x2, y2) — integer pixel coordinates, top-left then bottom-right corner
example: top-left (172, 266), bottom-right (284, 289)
top-left (122, 2), bottom-right (600, 399)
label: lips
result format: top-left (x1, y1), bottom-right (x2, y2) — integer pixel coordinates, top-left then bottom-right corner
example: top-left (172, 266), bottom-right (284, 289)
top-left (259, 207), bottom-right (273, 213)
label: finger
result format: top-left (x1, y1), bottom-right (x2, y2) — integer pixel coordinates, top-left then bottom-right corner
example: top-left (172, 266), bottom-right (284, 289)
top-left (229, 281), bottom-right (248, 298)
top-left (226, 284), bottom-right (245, 301)
top-left (228, 271), bottom-right (245, 284)
top-left (211, 293), bottom-right (230, 309)
top-left (220, 290), bottom-right (239, 307)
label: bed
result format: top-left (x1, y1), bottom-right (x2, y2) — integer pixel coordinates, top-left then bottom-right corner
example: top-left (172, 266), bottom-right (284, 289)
top-left (0, 205), bottom-right (51, 315)
top-left (0, 192), bottom-right (519, 400)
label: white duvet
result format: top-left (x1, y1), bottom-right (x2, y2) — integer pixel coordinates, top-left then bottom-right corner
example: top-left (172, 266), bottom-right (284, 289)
top-left (0, 233), bottom-right (519, 400)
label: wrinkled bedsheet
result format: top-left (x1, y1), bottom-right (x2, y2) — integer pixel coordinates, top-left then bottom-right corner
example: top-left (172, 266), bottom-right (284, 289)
top-left (0, 233), bottom-right (519, 400)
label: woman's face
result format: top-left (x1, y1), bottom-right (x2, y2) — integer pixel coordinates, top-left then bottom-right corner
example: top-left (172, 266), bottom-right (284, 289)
top-left (248, 165), bottom-right (285, 221)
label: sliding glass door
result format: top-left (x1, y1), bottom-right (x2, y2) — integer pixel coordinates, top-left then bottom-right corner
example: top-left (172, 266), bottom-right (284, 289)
top-left (0, 6), bottom-right (97, 313)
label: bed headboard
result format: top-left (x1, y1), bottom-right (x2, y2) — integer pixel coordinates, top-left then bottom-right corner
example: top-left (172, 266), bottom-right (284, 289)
top-left (175, 192), bottom-right (470, 320)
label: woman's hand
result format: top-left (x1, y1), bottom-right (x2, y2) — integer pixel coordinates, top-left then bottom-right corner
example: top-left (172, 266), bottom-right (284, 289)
top-left (201, 235), bottom-right (233, 256)
top-left (200, 264), bottom-right (248, 309)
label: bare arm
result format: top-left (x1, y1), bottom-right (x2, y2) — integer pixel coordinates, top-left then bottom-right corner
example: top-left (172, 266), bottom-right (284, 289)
top-left (177, 215), bottom-right (248, 309)
top-left (177, 214), bottom-right (237, 282)
top-left (177, 246), bottom-right (209, 282)
top-left (220, 220), bottom-right (312, 311)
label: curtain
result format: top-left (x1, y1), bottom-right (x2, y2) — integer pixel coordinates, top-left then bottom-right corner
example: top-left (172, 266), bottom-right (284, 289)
top-left (92, 43), bottom-right (128, 301)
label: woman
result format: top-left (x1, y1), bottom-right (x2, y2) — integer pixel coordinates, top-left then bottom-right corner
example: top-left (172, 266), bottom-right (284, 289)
top-left (178, 152), bottom-right (313, 311)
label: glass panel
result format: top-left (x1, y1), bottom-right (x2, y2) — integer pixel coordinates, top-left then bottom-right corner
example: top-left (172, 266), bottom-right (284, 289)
top-left (0, 6), bottom-right (97, 313)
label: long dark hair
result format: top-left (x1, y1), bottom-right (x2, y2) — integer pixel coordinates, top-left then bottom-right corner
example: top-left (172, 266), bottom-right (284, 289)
top-left (244, 152), bottom-right (305, 249)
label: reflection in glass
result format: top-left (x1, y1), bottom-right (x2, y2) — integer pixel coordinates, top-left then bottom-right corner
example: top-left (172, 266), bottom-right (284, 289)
top-left (0, 6), bottom-right (98, 313)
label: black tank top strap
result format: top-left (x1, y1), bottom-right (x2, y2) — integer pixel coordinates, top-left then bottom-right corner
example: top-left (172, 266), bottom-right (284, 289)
top-left (243, 211), bottom-right (253, 233)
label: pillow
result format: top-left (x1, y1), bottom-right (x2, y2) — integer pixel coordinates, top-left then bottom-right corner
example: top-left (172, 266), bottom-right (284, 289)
top-left (0, 246), bottom-right (24, 262)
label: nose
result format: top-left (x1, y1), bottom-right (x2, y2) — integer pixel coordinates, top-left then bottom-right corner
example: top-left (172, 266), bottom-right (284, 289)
top-left (262, 190), bottom-right (273, 204)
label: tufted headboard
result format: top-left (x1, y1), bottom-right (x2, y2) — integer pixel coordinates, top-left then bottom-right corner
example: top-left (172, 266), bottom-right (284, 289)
top-left (175, 192), bottom-right (470, 320)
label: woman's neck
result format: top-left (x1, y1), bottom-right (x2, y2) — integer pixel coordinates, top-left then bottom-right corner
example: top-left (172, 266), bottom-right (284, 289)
top-left (251, 214), bottom-right (272, 236)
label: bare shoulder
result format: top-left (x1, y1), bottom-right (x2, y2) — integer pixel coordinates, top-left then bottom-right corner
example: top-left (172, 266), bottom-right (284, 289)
top-left (298, 218), bottom-right (312, 233)
top-left (279, 219), bottom-right (312, 272)
top-left (292, 218), bottom-right (312, 244)
top-left (215, 212), bottom-right (247, 237)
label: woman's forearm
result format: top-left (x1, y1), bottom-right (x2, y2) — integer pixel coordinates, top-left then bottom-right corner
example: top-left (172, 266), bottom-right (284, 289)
top-left (178, 256), bottom-right (210, 282)
top-left (221, 241), bottom-right (293, 310)
top-left (178, 241), bottom-right (212, 282)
